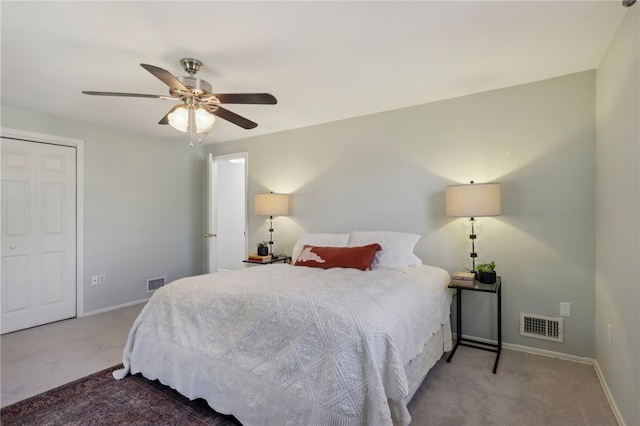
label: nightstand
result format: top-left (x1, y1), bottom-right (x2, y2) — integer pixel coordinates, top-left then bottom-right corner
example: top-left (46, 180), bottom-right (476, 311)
top-left (446, 277), bottom-right (502, 373)
top-left (243, 255), bottom-right (292, 265)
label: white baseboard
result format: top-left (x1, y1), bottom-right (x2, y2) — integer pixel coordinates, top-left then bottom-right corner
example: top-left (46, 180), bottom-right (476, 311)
top-left (503, 341), bottom-right (594, 365)
top-left (452, 333), bottom-right (624, 425)
top-left (451, 333), bottom-right (594, 363)
top-left (80, 298), bottom-right (149, 317)
top-left (593, 360), bottom-right (626, 426)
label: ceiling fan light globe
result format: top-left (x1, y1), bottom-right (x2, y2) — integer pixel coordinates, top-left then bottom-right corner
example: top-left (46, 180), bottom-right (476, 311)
top-left (195, 108), bottom-right (215, 133)
top-left (168, 106), bottom-right (215, 133)
top-left (168, 106), bottom-right (189, 133)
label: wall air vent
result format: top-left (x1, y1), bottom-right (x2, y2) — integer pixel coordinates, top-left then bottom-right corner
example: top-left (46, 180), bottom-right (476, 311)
top-left (520, 313), bottom-right (563, 342)
top-left (146, 276), bottom-right (166, 292)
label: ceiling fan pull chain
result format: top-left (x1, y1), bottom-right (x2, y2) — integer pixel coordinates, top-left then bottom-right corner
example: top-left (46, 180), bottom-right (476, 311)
top-left (188, 106), bottom-right (196, 147)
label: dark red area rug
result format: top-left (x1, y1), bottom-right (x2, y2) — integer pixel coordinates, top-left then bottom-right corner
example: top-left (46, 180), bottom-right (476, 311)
top-left (1, 365), bottom-right (241, 425)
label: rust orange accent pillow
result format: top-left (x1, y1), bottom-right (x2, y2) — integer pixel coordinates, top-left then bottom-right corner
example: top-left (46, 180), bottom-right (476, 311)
top-left (294, 244), bottom-right (381, 271)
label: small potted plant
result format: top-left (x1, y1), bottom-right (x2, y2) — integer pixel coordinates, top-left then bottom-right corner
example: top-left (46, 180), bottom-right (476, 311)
top-left (476, 261), bottom-right (497, 284)
top-left (257, 241), bottom-right (269, 256)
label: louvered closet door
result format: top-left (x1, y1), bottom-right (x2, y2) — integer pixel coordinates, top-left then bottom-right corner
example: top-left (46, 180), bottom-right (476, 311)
top-left (1, 138), bottom-right (77, 334)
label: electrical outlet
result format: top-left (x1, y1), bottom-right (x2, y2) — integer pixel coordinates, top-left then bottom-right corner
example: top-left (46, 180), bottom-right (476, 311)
top-left (560, 302), bottom-right (571, 317)
top-left (91, 275), bottom-right (99, 286)
top-left (99, 274), bottom-right (106, 285)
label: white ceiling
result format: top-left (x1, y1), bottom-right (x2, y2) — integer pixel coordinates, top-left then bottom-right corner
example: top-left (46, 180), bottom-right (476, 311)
top-left (1, 1), bottom-right (627, 144)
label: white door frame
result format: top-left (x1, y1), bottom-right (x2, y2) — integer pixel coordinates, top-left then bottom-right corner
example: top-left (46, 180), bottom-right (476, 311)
top-left (206, 153), bottom-right (217, 273)
top-left (1, 127), bottom-right (85, 317)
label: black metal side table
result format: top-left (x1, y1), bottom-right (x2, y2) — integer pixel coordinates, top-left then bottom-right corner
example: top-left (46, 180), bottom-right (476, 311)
top-left (446, 277), bottom-right (502, 373)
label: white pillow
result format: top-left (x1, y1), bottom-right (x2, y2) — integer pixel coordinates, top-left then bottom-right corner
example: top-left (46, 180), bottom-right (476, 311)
top-left (291, 233), bottom-right (350, 262)
top-left (348, 231), bottom-right (422, 270)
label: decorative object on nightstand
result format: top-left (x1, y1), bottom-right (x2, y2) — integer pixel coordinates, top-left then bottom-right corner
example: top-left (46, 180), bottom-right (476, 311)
top-left (255, 192), bottom-right (289, 255)
top-left (247, 253), bottom-right (272, 263)
top-left (452, 271), bottom-right (475, 281)
top-left (446, 181), bottom-right (501, 272)
top-left (256, 241), bottom-right (269, 256)
top-left (451, 271), bottom-right (476, 287)
top-left (475, 261), bottom-right (497, 284)
top-left (243, 254), bottom-right (291, 265)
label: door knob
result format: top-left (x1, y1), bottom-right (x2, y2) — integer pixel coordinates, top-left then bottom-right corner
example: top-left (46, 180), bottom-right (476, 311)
top-left (204, 233), bottom-right (217, 238)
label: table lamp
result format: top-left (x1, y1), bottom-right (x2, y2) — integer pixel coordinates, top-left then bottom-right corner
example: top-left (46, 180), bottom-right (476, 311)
top-left (255, 192), bottom-right (289, 255)
top-left (446, 181), bottom-right (501, 272)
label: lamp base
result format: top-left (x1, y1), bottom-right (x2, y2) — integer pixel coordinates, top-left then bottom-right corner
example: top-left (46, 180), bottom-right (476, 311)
top-left (268, 216), bottom-right (275, 255)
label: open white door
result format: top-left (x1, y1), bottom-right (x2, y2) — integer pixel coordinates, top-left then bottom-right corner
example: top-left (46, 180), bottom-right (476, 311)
top-left (207, 152), bottom-right (247, 273)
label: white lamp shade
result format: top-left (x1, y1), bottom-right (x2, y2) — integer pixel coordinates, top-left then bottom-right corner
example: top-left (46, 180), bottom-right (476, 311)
top-left (168, 106), bottom-right (215, 133)
top-left (446, 183), bottom-right (501, 217)
top-left (255, 193), bottom-right (289, 216)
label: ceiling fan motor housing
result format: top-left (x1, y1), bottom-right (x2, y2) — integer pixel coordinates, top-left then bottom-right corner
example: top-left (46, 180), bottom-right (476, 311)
top-left (173, 58), bottom-right (219, 106)
top-left (177, 76), bottom-right (212, 95)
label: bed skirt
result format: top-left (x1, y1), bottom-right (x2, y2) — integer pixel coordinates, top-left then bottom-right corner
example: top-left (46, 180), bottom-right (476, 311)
top-left (404, 319), bottom-right (452, 404)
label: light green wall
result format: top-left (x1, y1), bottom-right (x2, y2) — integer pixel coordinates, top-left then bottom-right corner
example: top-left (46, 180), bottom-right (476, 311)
top-left (0, 106), bottom-right (205, 313)
top-left (595, 6), bottom-right (640, 426)
top-left (207, 71), bottom-right (597, 358)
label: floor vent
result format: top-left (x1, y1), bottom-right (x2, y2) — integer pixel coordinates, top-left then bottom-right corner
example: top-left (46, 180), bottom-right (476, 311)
top-left (520, 313), bottom-right (563, 342)
top-left (146, 276), bottom-right (166, 292)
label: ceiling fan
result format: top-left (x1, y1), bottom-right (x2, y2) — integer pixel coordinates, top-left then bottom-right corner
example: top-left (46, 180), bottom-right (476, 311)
top-left (82, 58), bottom-right (277, 140)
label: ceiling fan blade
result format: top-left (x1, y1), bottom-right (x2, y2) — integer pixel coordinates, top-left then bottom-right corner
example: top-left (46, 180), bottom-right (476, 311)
top-left (82, 91), bottom-right (175, 100)
top-left (140, 63), bottom-right (189, 93)
top-left (214, 93), bottom-right (277, 105)
top-left (158, 104), bottom-right (182, 125)
top-left (210, 106), bottom-right (258, 129)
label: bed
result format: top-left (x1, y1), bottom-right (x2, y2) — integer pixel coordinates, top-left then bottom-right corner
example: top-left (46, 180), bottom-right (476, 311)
top-left (114, 232), bottom-right (452, 426)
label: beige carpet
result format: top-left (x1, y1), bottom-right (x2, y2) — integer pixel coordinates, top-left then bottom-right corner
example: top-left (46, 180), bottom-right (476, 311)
top-left (1, 303), bottom-right (618, 425)
top-left (1, 303), bottom-right (144, 407)
top-left (408, 345), bottom-right (617, 426)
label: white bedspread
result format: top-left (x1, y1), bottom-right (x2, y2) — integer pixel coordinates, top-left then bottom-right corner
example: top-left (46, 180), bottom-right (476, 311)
top-left (114, 264), bottom-right (451, 426)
